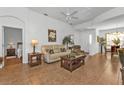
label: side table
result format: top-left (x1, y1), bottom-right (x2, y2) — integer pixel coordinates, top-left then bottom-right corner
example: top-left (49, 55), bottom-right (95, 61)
top-left (28, 52), bottom-right (42, 67)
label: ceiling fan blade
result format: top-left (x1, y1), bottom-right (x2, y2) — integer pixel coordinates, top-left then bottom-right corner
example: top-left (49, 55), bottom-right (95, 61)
top-left (70, 11), bottom-right (78, 16)
top-left (71, 16), bottom-right (78, 19)
top-left (61, 12), bottom-right (66, 16)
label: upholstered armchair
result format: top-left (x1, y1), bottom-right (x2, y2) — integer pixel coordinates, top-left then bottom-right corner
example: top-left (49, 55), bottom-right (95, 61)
top-left (71, 45), bottom-right (85, 55)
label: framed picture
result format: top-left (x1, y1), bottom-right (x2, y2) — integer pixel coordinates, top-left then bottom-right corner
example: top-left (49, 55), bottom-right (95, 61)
top-left (48, 29), bottom-right (56, 42)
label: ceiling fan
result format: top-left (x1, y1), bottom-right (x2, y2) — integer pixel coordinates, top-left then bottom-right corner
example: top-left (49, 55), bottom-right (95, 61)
top-left (61, 9), bottom-right (78, 24)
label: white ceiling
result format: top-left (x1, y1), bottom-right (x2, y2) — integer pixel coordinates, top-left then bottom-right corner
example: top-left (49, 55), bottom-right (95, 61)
top-left (29, 7), bottom-right (114, 25)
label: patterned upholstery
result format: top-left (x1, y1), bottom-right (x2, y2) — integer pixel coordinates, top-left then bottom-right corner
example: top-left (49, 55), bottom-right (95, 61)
top-left (72, 45), bottom-right (85, 55)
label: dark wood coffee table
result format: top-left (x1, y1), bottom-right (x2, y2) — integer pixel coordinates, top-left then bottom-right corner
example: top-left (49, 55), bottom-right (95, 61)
top-left (61, 55), bottom-right (86, 72)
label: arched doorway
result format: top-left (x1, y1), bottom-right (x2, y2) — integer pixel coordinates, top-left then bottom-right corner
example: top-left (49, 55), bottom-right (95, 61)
top-left (0, 15), bottom-right (25, 68)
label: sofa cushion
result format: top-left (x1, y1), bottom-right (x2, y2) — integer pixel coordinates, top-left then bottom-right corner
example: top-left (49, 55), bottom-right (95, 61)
top-left (49, 53), bottom-right (60, 60)
top-left (54, 48), bottom-right (60, 53)
top-left (49, 51), bottom-right (70, 60)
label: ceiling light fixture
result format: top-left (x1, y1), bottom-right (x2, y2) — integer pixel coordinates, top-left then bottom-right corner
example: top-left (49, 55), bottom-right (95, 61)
top-left (61, 9), bottom-right (78, 25)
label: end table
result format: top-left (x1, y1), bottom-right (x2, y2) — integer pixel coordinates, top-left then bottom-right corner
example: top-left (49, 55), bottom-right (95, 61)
top-left (28, 52), bottom-right (42, 67)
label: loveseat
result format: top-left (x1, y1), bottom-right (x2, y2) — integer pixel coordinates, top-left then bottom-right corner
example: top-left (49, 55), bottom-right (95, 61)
top-left (41, 45), bottom-right (71, 63)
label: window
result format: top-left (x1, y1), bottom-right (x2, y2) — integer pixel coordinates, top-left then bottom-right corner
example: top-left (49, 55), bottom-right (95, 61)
top-left (106, 32), bottom-right (124, 48)
top-left (89, 34), bottom-right (92, 45)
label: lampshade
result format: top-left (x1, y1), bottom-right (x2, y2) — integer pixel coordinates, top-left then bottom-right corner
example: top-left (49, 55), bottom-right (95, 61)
top-left (8, 42), bottom-right (14, 45)
top-left (8, 42), bottom-right (14, 48)
top-left (31, 39), bottom-right (38, 46)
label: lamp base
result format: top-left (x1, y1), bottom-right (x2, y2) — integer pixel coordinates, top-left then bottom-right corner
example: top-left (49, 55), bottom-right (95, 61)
top-left (33, 45), bottom-right (36, 54)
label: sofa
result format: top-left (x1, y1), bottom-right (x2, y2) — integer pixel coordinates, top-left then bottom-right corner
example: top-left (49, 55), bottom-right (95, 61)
top-left (41, 44), bottom-right (71, 63)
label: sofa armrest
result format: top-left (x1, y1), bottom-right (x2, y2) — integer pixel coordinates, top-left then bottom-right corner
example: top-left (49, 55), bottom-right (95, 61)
top-left (44, 53), bottom-right (50, 62)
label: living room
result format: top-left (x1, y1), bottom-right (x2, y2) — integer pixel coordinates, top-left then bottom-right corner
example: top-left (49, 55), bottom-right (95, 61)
top-left (2, 0), bottom-right (124, 93)
top-left (0, 7), bottom-right (124, 85)
top-left (0, 7), bottom-right (115, 64)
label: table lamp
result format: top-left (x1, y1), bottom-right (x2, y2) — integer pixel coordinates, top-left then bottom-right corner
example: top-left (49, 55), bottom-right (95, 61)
top-left (8, 42), bottom-right (14, 48)
top-left (31, 39), bottom-right (38, 53)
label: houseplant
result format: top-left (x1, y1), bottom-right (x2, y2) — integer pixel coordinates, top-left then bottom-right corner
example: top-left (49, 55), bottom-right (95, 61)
top-left (62, 36), bottom-right (74, 49)
top-left (97, 36), bottom-right (106, 53)
top-left (112, 38), bottom-right (120, 46)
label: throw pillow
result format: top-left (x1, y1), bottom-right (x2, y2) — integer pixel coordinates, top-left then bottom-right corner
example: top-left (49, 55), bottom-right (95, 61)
top-left (60, 48), bottom-right (66, 52)
top-left (49, 49), bottom-right (54, 54)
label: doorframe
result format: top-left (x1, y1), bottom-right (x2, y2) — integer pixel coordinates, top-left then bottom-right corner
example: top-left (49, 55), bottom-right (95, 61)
top-left (2, 26), bottom-right (24, 67)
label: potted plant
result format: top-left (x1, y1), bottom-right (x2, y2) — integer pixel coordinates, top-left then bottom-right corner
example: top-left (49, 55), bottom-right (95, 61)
top-left (97, 36), bottom-right (106, 53)
top-left (112, 38), bottom-right (120, 46)
top-left (62, 36), bottom-right (74, 49)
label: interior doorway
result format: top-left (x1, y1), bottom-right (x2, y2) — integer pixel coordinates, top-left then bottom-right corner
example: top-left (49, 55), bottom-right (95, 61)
top-left (3, 26), bottom-right (23, 66)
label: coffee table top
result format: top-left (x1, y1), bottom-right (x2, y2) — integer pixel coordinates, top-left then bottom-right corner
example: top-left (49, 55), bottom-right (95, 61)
top-left (61, 53), bottom-right (86, 61)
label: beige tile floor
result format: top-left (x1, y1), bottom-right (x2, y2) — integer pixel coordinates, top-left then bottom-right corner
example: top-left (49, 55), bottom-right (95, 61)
top-left (0, 53), bottom-right (122, 85)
